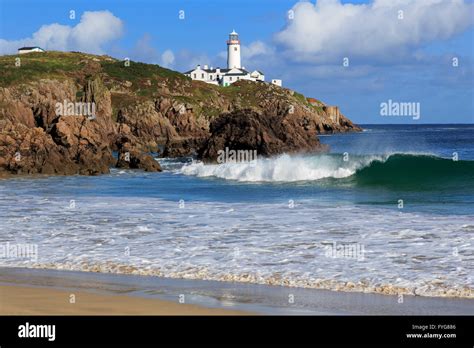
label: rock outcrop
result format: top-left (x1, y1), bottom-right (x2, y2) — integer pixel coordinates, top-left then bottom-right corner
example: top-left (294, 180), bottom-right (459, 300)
top-left (114, 124), bottom-right (162, 172)
top-left (116, 143), bottom-right (162, 172)
top-left (0, 76), bottom-right (160, 176)
top-left (0, 120), bottom-right (71, 175)
top-left (49, 115), bottom-right (115, 175)
top-left (0, 115), bottom-right (116, 176)
top-left (198, 109), bottom-right (328, 162)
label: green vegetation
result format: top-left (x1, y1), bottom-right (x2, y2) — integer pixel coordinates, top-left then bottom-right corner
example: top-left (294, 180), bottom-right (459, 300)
top-left (0, 52), bottom-right (83, 86)
top-left (312, 106), bottom-right (325, 113)
top-left (101, 60), bottom-right (187, 86)
top-left (0, 51), bottom-right (188, 88)
top-left (75, 90), bottom-right (84, 99)
top-left (0, 50), bottom-right (324, 121)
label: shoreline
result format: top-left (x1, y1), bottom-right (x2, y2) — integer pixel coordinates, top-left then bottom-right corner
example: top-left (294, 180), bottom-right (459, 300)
top-left (1, 267), bottom-right (472, 315)
top-left (11, 260), bottom-right (474, 300)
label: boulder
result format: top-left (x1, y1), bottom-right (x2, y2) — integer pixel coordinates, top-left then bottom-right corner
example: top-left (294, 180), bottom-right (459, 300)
top-left (198, 109), bottom-right (327, 162)
top-left (116, 142), bottom-right (162, 172)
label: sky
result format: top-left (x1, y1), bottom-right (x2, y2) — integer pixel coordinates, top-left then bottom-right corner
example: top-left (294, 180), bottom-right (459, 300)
top-left (0, 0), bottom-right (473, 124)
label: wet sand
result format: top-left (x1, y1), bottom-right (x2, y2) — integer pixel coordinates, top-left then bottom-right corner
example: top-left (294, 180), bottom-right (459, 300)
top-left (0, 267), bottom-right (473, 315)
top-left (0, 284), bottom-right (248, 315)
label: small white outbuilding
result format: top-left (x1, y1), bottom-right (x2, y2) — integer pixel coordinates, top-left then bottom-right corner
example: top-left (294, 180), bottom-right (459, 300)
top-left (271, 79), bottom-right (282, 87)
top-left (18, 46), bottom-right (45, 54)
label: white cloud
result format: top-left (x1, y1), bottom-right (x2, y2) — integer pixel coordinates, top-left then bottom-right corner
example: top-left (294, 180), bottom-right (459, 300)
top-left (131, 33), bottom-right (160, 63)
top-left (70, 11), bottom-right (123, 53)
top-left (175, 50), bottom-right (214, 70)
top-left (130, 34), bottom-right (175, 68)
top-left (218, 41), bottom-right (274, 61)
top-left (241, 41), bottom-right (275, 60)
top-left (0, 11), bottom-right (123, 55)
top-left (160, 50), bottom-right (175, 68)
top-left (274, 0), bottom-right (474, 62)
top-left (216, 40), bottom-right (277, 70)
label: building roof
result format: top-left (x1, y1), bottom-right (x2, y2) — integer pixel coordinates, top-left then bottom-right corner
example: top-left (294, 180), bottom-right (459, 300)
top-left (184, 67), bottom-right (249, 75)
top-left (230, 30), bottom-right (238, 35)
top-left (226, 68), bottom-right (250, 74)
top-left (184, 67), bottom-right (231, 74)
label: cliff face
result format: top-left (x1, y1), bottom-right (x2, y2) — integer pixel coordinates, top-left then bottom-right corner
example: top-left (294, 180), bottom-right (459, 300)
top-left (0, 51), bottom-right (360, 176)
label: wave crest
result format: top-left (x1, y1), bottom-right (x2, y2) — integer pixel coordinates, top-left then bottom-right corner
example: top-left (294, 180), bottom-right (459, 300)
top-left (179, 154), bottom-right (383, 182)
top-left (178, 153), bottom-right (474, 188)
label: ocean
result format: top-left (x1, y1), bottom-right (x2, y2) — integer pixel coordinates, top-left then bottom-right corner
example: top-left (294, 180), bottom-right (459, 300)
top-left (1, 124), bottom-right (473, 298)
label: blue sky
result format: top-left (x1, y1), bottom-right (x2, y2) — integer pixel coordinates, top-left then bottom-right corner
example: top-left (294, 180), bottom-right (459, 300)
top-left (1, 0), bottom-right (473, 124)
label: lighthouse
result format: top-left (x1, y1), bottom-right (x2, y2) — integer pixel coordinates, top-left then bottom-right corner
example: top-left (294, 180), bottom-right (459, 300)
top-left (184, 30), bottom-right (281, 87)
top-left (227, 30), bottom-right (241, 69)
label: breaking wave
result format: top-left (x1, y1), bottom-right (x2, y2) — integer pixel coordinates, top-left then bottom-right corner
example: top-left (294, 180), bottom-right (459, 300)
top-left (179, 153), bottom-right (474, 189)
top-left (179, 154), bottom-right (380, 182)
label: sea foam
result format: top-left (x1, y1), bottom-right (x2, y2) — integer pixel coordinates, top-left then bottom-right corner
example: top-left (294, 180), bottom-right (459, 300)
top-left (179, 154), bottom-right (384, 182)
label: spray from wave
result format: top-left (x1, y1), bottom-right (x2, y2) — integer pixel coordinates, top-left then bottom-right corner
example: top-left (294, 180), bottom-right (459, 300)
top-left (178, 153), bottom-right (474, 189)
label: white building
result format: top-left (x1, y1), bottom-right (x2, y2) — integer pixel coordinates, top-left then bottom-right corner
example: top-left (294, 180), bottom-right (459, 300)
top-left (184, 30), bottom-right (279, 87)
top-left (18, 46), bottom-right (45, 54)
top-left (271, 79), bottom-right (282, 87)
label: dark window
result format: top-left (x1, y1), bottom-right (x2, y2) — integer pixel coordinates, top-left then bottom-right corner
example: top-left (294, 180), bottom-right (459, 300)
top-left (201, 73), bottom-right (204, 78)
top-left (234, 47), bottom-right (238, 51)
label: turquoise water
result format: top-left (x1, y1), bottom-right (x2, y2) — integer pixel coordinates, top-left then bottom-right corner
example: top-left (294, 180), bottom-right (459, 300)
top-left (0, 124), bottom-right (473, 297)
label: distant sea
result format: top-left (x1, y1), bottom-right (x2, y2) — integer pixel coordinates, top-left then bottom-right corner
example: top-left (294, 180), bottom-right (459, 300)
top-left (1, 124), bottom-right (473, 298)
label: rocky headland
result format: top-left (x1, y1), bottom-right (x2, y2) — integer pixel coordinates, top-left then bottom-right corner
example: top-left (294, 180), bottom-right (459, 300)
top-left (0, 51), bottom-right (360, 176)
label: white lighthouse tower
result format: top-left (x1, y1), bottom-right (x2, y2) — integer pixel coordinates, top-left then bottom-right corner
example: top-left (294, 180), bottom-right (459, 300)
top-left (227, 30), bottom-right (241, 69)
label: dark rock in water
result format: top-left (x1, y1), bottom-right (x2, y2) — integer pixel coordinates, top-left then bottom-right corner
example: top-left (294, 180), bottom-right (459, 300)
top-left (198, 109), bottom-right (328, 162)
top-left (114, 123), bottom-right (162, 172)
top-left (116, 142), bottom-right (162, 172)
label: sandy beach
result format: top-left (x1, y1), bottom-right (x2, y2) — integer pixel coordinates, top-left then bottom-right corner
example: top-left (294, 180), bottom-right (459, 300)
top-left (1, 267), bottom-right (473, 315)
top-left (0, 284), bottom-right (248, 315)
